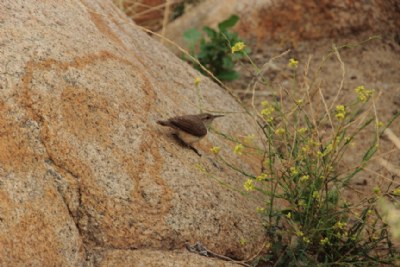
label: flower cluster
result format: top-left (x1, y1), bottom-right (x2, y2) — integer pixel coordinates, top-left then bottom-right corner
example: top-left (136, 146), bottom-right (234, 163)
top-left (231, 42), bottom-right (246, 53)
top-left (335, 105), bottom-right (346, 121)
top-left (288, 58), bottom-right (299, 69)
top-left (194, 77), bottom-right (201, 86)
top-left (355, 85), bottom-right (374, 102)
top-left (234, 143), bottom-right (244, 155)
top-left (244, 179), bottom-right (255, 191)
top-left (210, 146), bottom-right (221, 154)
top-left (260, 101), bottom-right (275, 122)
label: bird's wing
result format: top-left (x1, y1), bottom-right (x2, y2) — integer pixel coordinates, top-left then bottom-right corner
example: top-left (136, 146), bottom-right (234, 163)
top-left (169, 115), bottom-right (207, 137)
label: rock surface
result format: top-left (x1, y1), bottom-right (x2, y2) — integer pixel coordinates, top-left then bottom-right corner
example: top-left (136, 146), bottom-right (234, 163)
top-left (163, 0), bottom-right (400, 52)
top-left (0, 0), bottom-right (265, 265)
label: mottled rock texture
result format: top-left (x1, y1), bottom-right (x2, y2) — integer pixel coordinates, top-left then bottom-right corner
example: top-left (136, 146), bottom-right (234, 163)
top-left (0, 0), bottom-right (265, 266)
top-left (163, 0), bottom-right (400, 52)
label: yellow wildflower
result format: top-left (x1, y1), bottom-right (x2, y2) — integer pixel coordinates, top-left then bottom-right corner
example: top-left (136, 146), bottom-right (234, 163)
top-left (301, 144), bottom-right (310, 154)
top-left (243, 134), bottom-right (255, 145)
top-left (300, 175), bottom-right (309, 182)
top-left (312, 191), bottom-right (320, 199)
top-left (256, 207), bottom-right (265, 213)
top-left (335, 105), bottom-right (346, 121)
top-left (256, 173), bottom-right (268, 181)
top-left (231, 42), bottom-right (246, 53)
top-left (286, 212), bottom-right (291, 219)
top-left (376, 121), bottom-right (384, 128)
top-left (335, 221), bottom-right (347, 230)
top-left (355, 85), bottom-right (374, 102)
top-left (290, 167), bottom-right (299, 176)
top-left (297, 127), bottom-right (308, 134)
top-left (210, 146), bottom-right (221, 154)
top-left (295, 99), bottom-right (303, 106)
top-left (374, 186), bottom-right (381, 196)
top-left (275, 128), bottom-right (285, 135)
top-left (260, 106), bottom-right (275, 123)
top-left (320, 237), bottom-right (330, 245)
top-left (244, 179), bottom-right (255, 191)
top-left (393, 188), bottom-right (400, 196)
top-left (323, 143), bottom-right (333, 156)
top-left (303, 237), bottom-right (310, 244)
top-left (288, 58), bottom-right (299, 68)
top-left (233, 144), bottom-right (244, 155)
top-left (298, 200), bottom-right (306, 207)
top-left (296, 230), bottom-right (304, 237)
top-left (194, 77), bottom-right (201, 86)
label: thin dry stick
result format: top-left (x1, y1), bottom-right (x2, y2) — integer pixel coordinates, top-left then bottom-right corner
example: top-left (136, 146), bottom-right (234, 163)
top-left (372, 98), bottom-right (381, 148)
top-left (329, 44), bottom-right (345, 110)
top-left (318, 86), bottom-right (334, 130)
top-left (376, 159), bottom-right (400, 178)
top-left (160, 0), bottom-right (172, 42)
top-left (131, 1), bottom-right (179, 18)
top-left (138, 26), bottom-right (231, 93)
top-left (384, 128), bottom-right (400, 150)
top-left (364, 167), bottom-right (400, 186)
top-left (304, 56), bottom-right (320, 137)
top-left (250, 50), bottom-right (290, 111)
top-left (374, 148), bottom-right (400, 160)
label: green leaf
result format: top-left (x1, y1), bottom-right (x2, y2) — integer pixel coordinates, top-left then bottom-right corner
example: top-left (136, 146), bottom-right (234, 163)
top-left (217, 70), bottom-right (239, 80)
top-left (203, 26), bottom-right (217, 39)
top-left (183, 28), bottom-right (202, 45)
top-left (222, 56), bottom-right (234, 69)
top-left (218, 15), bottom-right (239, 31)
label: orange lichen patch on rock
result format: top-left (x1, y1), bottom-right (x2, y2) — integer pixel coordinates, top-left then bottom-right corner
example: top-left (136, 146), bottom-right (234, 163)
top-left (72, 129), bottom-right (174, 249)
top-left (120, 130), bottom-right (173, 212)
top-left (0, 180), bottom-right (84, 265)
top-left (0, 106), bottom-right (42, 173)
top-left (16, 51), bottom-right (174, 249)
top-left (83, 2), bottom-right (127, 50)
top-left (61, 86), bottom-right (117, 144)
top-left (0, 212), bottom-right (64, 265)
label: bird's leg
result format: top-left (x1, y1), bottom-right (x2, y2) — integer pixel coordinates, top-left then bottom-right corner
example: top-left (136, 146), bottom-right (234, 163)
top-left (172, 134), bottom-right (202, 157)
top-left (188, 145), bottom-right (202, 157)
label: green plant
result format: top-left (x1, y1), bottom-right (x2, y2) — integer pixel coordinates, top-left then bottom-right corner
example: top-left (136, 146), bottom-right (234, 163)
top-left (183, 15), bottom-right (247, 81)
top-left (252, 93), bottom-right (398, 266)
top-left (202, 42), bottom-right (399, 266)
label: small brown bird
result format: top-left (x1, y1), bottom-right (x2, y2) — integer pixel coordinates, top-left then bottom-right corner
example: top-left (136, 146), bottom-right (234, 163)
top-left (157, 113), bottom-right (223, 155)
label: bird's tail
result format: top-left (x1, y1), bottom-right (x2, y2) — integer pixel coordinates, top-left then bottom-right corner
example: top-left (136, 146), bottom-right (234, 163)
top-left (157, 120), bottom-right (169, 126)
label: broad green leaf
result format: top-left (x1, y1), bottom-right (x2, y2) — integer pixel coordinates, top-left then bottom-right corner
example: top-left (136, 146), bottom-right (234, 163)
top-left (203, 26), bottom-right (217, 39)
top-left (218, 15), bottom-right (239, 31)
top-left (183, 28), bottom-right (201, 45)
top-left (217, 70), bottom-right (239, 80)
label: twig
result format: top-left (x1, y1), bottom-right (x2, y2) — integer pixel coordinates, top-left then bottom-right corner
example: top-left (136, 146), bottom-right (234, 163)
top-left (185, 241), bottom-right (253, 267)
top-left (383, 128), bottom-right (400, 150)
top-left (160, 0), bottom-right (172, 43)
top-left (377, 158), bottom-right (400, 177)
top-left (329, 44), bottom-right (345, 110)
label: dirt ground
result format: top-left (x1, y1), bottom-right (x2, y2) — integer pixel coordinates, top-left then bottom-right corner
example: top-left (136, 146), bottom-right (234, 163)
top-left (229, 32), bottom-right (400, 205)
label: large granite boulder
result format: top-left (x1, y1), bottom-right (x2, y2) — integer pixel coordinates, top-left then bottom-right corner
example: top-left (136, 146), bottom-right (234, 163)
top-left (0, 0), bottom-right (264, 265)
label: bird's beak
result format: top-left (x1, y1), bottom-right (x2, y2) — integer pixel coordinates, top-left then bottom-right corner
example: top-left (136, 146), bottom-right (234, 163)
top-left (213, 114), bottom-right (224, 118)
